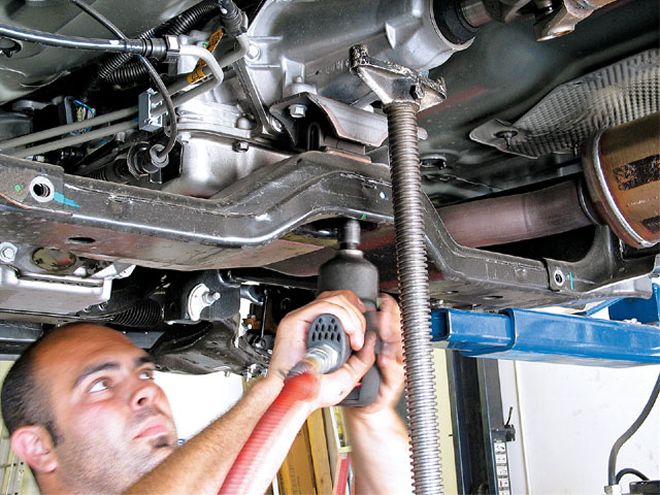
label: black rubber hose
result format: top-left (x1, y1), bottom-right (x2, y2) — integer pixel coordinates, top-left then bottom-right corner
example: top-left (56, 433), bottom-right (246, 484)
top-left (0, 23), bottom-right (166, 57)
top-left (71, 0), bottom-right (177, 159)
top-left (96, 26), bottom-right (157, 81)
top-left (161, 0), bottom-right (219, 36)
top-left (98, 0), bottom-right (218, 84)
top-left (615, 468), bottom-right (650, 484)
top-left (607, 373), bottom-right (660, 485)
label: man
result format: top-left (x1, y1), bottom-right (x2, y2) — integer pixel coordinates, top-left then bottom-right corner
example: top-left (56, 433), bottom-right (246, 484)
top-left (1, 290), bottom-right (413, 494)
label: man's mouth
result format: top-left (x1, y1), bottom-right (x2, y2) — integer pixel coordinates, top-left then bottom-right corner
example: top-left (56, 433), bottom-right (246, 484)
top-left (136, 424), bottom-right (168, 439)
top-left (134, 418), bottom-right (171, 440)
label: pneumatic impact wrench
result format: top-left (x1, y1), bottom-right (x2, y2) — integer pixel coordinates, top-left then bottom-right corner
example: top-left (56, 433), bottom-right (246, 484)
top-left (289, 219), bottom-right (381, 407)
top-left (219, 219), bottom-right (381, 494)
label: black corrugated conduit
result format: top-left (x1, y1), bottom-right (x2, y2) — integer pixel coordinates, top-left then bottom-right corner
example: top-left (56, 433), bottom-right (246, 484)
top-left (97, 0), bottom-right (219, 85)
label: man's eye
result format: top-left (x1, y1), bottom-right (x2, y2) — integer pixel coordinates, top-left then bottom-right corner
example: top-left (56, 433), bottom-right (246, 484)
top-left (88, 379), bottom-right (111, 393)
top-left (139, 369), bottom-right (154, 380)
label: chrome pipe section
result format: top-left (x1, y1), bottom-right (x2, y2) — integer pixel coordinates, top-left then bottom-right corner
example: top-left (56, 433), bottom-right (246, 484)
top-left (438, 180), bottom-right (596, 248)
top-left (583, 113), bottom-right (660, 249)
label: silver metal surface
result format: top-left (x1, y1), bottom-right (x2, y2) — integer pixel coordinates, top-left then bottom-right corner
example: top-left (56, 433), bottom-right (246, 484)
top-left (163, 133), bottom-right (289, 197)
top-left (0, 265), bottom-right (111, 315)
top-left (470, 49), bottom-right (659, 158)
top-left (174, 34), bottom-right (259, 142)
top-left (269, 93), bottom-right (391, 148)
top-left (288, 104), bottom-right (307, 119)
top-left (350, 45), bottom-right (447, 110)
top-left (243, 0), bottom-right (467, 108)
top-left (603, 484), bottom-right (622, 495)
top-left (460, 0), bottom-right (492, 28)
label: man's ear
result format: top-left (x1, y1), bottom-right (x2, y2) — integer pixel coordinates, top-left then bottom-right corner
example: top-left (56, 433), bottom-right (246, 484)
top-left (10, 426), bottom-right (58, 473)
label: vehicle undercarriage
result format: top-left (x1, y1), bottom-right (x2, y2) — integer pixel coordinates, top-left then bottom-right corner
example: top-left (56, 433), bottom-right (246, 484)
top-left (0, 0), bottom-right (658, 375)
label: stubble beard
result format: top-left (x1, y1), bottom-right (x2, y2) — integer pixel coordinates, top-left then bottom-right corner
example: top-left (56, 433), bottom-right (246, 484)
top-left (56, 407), bottom-right (176, 494)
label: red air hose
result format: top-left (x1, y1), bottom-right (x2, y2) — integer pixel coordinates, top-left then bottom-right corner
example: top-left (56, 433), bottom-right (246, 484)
top-left (218, 372), bottom-right (321, 495)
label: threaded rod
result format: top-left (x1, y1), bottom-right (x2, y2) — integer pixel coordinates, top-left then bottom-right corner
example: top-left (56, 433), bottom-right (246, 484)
top-left (385, 101), bottom-right (443, 495)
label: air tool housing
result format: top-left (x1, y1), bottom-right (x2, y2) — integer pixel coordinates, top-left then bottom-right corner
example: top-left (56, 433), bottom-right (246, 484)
top-left (289, 219), bottom-right (381, 407)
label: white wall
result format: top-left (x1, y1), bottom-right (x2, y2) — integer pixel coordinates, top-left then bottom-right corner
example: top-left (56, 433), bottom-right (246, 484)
top-left (155, 371), bottom-right (244, 441)
top-left (499, 360), bottom-right (660, 495)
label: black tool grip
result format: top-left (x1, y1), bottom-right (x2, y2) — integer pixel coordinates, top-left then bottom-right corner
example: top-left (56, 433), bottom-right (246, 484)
top-left (308, 313), bottom-right (381, 407)
top-left (339, 346), bottom-right (381, 407)
top-left (307, 314), bottom-right (351, 373)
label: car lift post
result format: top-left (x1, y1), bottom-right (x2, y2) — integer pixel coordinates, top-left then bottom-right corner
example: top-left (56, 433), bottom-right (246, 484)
top-left (433, 286), bottom-right (659, 494)
top-left (431, 284), bottom-right (660, 367)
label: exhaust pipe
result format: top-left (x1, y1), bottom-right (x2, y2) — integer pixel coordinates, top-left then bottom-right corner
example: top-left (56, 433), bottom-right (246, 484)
top-left (437, 179), bottom-right (596, 248)
top-left (439, 114), bottom-right (659, 249)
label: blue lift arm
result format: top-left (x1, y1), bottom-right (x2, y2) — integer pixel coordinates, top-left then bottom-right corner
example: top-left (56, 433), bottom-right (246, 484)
top-left (431, 285), bottom-right (660, 367)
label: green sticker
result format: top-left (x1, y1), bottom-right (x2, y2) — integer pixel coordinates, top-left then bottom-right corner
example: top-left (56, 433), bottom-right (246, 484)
top-left (14, 184), bottom-right (23, 193)
top-left (359, 213), bottom-right (367, 221)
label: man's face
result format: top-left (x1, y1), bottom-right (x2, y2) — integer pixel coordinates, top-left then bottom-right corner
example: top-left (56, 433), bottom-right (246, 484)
top-left (33, 325), bottom-right (177, 494)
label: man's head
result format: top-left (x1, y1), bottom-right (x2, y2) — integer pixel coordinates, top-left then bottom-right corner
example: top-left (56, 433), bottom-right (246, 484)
top-left (0, 323), bottom-right (177, 495)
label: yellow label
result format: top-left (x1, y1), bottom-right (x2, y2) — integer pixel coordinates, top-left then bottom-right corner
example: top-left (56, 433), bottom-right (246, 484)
top-left (186, 29), bottom-right (224, 84)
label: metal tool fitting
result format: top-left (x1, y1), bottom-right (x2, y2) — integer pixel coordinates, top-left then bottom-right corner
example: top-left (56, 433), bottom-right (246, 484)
top-left (349, 44), bottom-right (447, 111)
top-left (163, 34), bottom-right (181, 60)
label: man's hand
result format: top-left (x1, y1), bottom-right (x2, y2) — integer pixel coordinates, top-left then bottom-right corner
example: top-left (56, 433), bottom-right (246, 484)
top-left (340, 294), bottom-right (414, 494)
top-left (351, 293), bottom-right (405, 417)
top-left (267, 290), bottom-right (377, 408)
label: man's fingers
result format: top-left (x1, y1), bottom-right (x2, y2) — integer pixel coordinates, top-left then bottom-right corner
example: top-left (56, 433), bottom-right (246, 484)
top-left (377, 350), bottom-right (405, 392)
top-left (326, 332), bottom-right (377, 396)
top-left (374, 294), bottom-right (402, 344)
top-left (284, 292), bottom-right (366, 349)
top-left (316, 291), bottom-right (367, 350)
top-left (318, 290), bottom-right (366, 312)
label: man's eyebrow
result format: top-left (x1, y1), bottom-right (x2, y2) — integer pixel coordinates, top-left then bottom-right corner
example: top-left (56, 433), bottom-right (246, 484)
top-left (73, 361), bottom-right (119, 389)
top-left (135, 355), bottom-right (155, 367)
top-left (73, 356), bottom-right (154, 389)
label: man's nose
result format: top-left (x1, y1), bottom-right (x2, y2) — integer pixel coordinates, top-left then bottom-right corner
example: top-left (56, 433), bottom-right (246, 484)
top-left (130, 379), bottom-right (159, 409)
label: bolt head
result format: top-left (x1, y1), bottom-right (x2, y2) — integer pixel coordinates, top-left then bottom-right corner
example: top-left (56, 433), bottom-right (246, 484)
top-left (288, 104), bottom-right (307, 119)
top-left (246, 44), bottom-right (261, 61)
top-left (0, 242), bottom-right (17, 263)
top-left (233, 141), bottom-right (250, 153)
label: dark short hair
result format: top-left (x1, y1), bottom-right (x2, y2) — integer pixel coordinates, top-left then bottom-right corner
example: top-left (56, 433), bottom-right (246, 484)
top-left (1, 333), bottom-right (61, 443)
